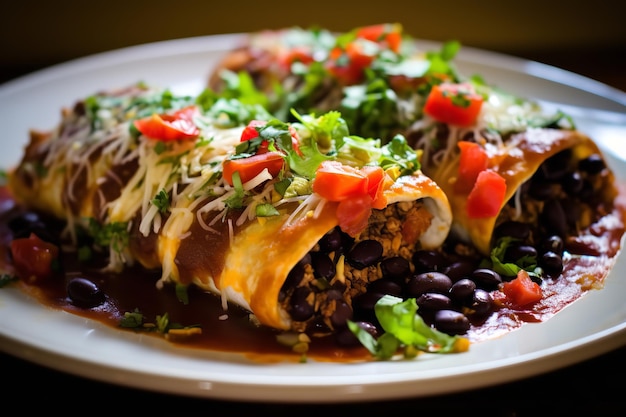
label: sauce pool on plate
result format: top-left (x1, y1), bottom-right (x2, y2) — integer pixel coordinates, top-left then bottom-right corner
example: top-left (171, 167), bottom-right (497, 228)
top-left (1, 183), bottom-right (624, 363)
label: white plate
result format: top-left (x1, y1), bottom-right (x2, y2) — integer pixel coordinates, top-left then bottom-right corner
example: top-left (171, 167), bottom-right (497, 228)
top-left (1, 34), bottom-right (626, 403)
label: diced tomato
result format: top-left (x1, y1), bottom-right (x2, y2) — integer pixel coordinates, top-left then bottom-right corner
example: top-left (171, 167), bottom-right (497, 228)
top-left (336, 195), bottom-right (373, 237)
top-left (455, 141), bottom-right (489, 193)
top-left (134, 105), bottom-right (200, 141)
top-left (326, 49), bottom-right (368, 85)
top-left (222, 152), bottom-right (285, 186)
top-left (312, 161), bottom-right (369, 201)
top-left (423, 83), bottom-right (484, 127)
top-left (326, 24), bottom-right (404, 86)
top-left (278, 46), bottom-right (315, 70)
top-left (240, 119), bottom-right (271, 154)
top-left (10, 233), bottom-right (59, 283)
top-left (361, 165), bottom-right (387, 209)
top-left (240, 120), bottom-right (302, 156)
top-left (355, 23), bottom-right (403, 52)
top-left (501, 269), bottom-right (543, 307)
top-left (326, 40), bottom-right (375, 85)
top-left (313, 162), bottom-right (387, 236)
top-left (328, 46), bottom-right (343, 61)
top-left (240, 120), bottom-right (267, 142)
top-left (466, 170), bottom-right (507, 218)
top-left (345, 41), bottom-right (376, 70)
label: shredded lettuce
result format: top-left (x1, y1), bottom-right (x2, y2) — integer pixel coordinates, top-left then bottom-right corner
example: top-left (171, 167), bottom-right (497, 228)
top-left (349, 295), bottom-right (469, 360)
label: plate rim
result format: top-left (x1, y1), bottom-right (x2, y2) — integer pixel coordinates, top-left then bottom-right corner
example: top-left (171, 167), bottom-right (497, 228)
top-left (1, 32), bottom-right (626, 403)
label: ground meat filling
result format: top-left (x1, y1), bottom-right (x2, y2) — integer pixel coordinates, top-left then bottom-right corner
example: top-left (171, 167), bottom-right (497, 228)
top-left (279, 200), bottom-right (431, 335)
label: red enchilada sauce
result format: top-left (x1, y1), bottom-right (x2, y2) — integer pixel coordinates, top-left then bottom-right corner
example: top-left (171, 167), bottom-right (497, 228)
top-left (1, 184), bottom-right (625, 363)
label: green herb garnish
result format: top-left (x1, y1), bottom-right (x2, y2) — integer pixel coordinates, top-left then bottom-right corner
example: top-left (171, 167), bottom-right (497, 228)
top-left (349, 295), bottom-right (469, 360)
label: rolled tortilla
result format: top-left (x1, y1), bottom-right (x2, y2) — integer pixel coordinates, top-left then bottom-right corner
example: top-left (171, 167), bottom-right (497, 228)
top-left (211, 172), bottom-right (451, 330)
top-left (8, 84), bottom-right (452, 332)
top-left (427, 128), bottom-right (618, 255)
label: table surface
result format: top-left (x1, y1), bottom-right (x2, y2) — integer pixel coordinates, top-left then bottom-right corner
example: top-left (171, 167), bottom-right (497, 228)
top-left (2, 46), bottom-right (625, 414)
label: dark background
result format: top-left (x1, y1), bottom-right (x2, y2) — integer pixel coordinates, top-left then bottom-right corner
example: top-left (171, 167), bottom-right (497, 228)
top-left (2, 0), bottom-right (626, 90)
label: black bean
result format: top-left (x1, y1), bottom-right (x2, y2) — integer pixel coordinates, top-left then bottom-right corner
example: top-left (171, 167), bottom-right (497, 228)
top-left (433, 310), bottom-right (470, 335)
top-left (505, 245), bottom-right (538, 264)
top-left (306, 317), bottom-right (331, 334)
top-left (541, 235), bottom-right (564, 255)
top-left (368, 278), bottom-right (403, 297)
top-left (470, 268), bottom-right (502, 290)
top-left (310, 252), bottom-right (336, 280)
top-left (443, 260), bottom-right (476, 282)
top-left (406, 272), bottom-right (452, 297)
top-left (330, 300), bottom-right (353, 328)
top-left (416, 292), bottom-right (452, 311)
top-left (469, 289), bottom-right (493, 316)
top-left (8, 211), bottom-right (57, 243)
top-left (541, 150), bottom-right (571, 180)
top-left (528, 181), bottom-right (559, 201)
top-left (412, 250), bottom-right (446, 273)
top-left (289, 287), bottom-right (314, 321)
top-left (541, 198), bottom-right (568, 237)
top-left (283, 258), bottom-right (307, 290)
top-left (353, 291), bottom-right (385, 312)
top-left (562, 171), bottom-right (584, 195)
top-left (540, 251), bottom-right (564, 275)
top-left (380, 256), bottom-right (410, 280)
top-left (318, 228), bottom-right (344, 253)
top-left (8, 211), bottom-right (42, 235)
top-left (494, 221), bottom-right (531, 241)
top-left (578, 154), bottom-right (605, 175)
top-left (67, 277), bottom-right (105, 308)
top-left (334, 321), bottom-right (379, 347)
top-left (347, 240), bottom-right (383, 269)
top-left (449, 278), bottom-right (476, 303)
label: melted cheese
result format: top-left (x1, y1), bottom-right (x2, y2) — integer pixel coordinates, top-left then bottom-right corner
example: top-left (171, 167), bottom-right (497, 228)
top-left (105, 121), bottom-right (243, 278)
top-left (9, 85), bottom-right (456, 331)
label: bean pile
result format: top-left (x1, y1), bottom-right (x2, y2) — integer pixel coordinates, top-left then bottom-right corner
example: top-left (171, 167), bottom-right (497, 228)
top-left (280, 148), bottom-right (612, 347)
top-left (280, 226), bottom-right (495, 346)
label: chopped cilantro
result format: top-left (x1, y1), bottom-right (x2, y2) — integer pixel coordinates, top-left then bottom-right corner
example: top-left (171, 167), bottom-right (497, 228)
top-left (120, 309), bottom-right (144, 328)
top-left (156, 313), bottom-right (170, 333)
top-left (224, 171), bottom-right (245, 209)
top-left (152, 189), bottom-right (170, 214)
top-left (87, 219), bottom-right (130, 253)
top-left (120, 308), bottom-right (201, 336)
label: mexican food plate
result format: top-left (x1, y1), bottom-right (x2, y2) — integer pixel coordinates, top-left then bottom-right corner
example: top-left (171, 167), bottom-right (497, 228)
top-left (0, 30), bottom-right (625, 403)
